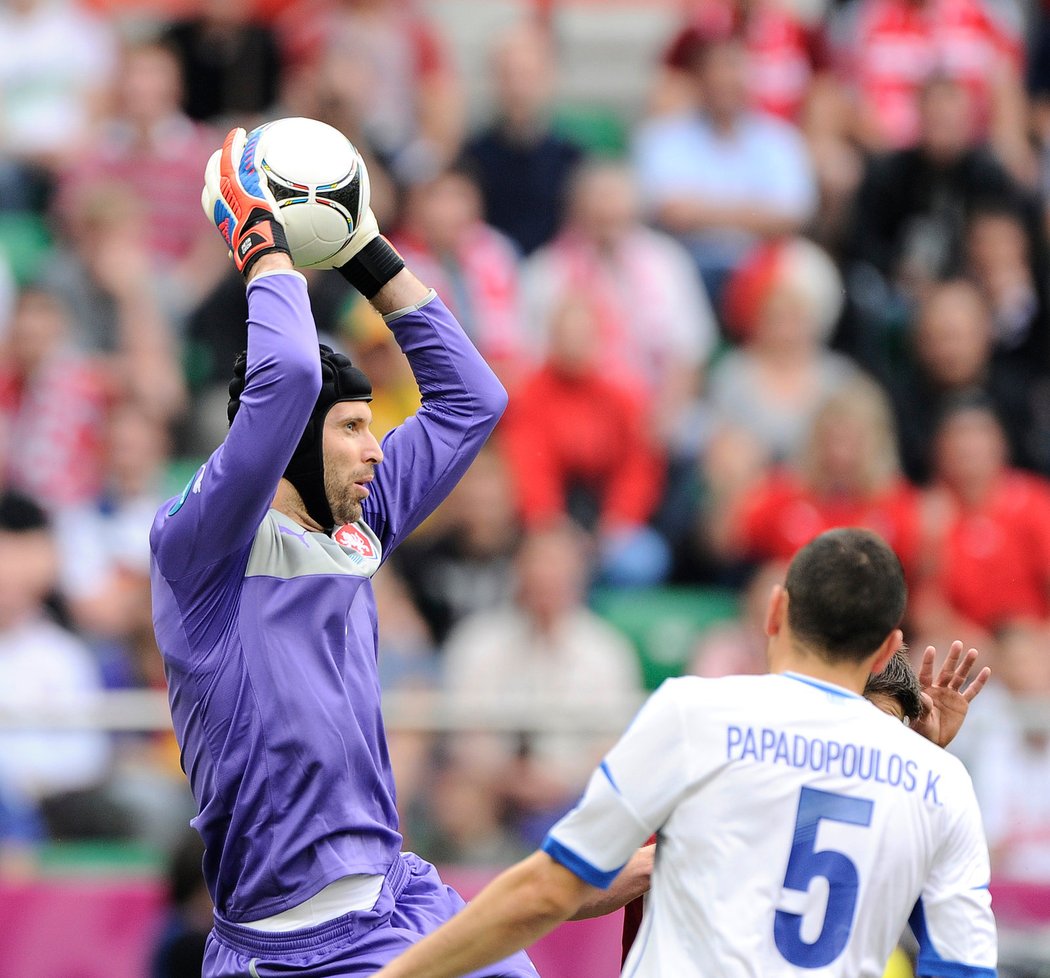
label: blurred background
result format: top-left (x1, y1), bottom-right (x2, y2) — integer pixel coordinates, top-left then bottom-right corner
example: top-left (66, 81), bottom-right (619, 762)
top-left (1, 0), bottom-right (1050, 974)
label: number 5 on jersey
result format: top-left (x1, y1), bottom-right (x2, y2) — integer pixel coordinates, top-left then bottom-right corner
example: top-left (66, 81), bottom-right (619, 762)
top-left (775, 786), bottom-right (874, 968)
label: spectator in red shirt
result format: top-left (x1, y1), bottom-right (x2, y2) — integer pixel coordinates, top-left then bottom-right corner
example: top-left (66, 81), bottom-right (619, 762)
top-left (914, 395), bottom-right (1050, 639)
top-left (0, 287), bottom-right (111, 511)
top-left (522, 160), bottom-right (718, 451)
top-left (653, 0), bottom-right (830, 123)
top-left (709, 375), bottom-right (922, 577)
top-left (831, 0), bottom-right (1033, 181)
top-left (499, 291), bottom-right (669, 585)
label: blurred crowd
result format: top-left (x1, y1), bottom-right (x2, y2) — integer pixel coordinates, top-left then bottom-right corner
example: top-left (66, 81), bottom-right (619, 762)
top-left (3, 0), bottom-right (1050, 926)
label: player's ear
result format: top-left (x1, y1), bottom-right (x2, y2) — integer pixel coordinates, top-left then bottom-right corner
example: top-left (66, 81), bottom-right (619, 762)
top-left (869, 627), bottom-right (904, 676)
top-left (764, 584), bottom-right (787, 638)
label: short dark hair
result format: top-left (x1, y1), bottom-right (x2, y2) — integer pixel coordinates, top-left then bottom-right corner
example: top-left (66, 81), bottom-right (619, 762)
top-left (784, 528), bottom-right (906, 662)
top-left (0, 491), bottom-right (49, 534)
top-left (864, 648), bottom-right (924, 724)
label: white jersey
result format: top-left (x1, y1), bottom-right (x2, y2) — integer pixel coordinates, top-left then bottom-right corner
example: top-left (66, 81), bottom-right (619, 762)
top-left (543, 673), bottom-right (996, 978)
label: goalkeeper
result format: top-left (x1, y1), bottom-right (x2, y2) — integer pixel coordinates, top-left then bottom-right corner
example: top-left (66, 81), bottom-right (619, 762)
top-left (150, 128), bottom-right (636, 978)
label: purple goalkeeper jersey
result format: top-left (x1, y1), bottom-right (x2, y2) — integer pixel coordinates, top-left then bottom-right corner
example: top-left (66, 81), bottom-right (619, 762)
top-left (149, 271), bottom-right (507, 923)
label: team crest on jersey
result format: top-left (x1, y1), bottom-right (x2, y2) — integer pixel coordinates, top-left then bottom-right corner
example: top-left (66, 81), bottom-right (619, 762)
top-left (334, 522), bottom-right (379, 560)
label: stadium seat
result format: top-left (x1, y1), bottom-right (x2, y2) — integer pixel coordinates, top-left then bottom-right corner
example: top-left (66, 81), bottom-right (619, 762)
top-left (590, 585), bottom-right (740, 690)
top-left (0, 212), bottom-right (52, 284)
top-left (0, 212), bottom-right (52, 285)
top-left (554, 105), bottom-right (628, 156)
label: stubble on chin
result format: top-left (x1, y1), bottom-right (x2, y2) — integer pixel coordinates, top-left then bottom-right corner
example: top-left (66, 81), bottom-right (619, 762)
top-left (330, 494), bottom-right (362, 527)
top-left (325, 473), bottom-right (363, 527)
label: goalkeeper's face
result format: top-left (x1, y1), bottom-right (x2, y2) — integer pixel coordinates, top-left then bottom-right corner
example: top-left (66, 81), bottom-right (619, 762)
top-left (321, 400), bottom-right (384, 526)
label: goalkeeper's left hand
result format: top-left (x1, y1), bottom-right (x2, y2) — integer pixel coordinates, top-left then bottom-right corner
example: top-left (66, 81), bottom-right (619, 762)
top-left (328, 151), bottom-right (405, 299)
top-left (202, 125), bottom-right (290, 279)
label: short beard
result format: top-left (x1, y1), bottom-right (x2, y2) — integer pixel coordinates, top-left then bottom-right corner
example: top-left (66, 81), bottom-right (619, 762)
top-left (324, 468), bottom-right (363, 527)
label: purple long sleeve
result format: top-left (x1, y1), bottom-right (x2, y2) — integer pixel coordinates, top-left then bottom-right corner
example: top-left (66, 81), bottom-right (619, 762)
top-left (364, 289), bottom-right (508, 555)
top-left (151, 270), bottom-right (321, 578)
top-left (149, 275), bottom-right (506, 924)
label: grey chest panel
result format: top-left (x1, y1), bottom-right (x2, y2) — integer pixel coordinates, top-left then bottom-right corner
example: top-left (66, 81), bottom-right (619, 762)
top-left (245, 510), bottom-right (383, 580)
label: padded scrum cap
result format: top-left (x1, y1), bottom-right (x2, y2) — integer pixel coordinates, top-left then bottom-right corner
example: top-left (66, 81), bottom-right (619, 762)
top-left (228, 344), bottom-right (372, 530)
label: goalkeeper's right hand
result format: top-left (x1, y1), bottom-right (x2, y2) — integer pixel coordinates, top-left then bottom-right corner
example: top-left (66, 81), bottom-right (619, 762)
top-left (202, 126), bottom-right (290, 279)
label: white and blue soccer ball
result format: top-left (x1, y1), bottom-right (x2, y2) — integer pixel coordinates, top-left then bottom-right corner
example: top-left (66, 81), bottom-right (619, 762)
top-left (254, 117), bottom-right (369, 269)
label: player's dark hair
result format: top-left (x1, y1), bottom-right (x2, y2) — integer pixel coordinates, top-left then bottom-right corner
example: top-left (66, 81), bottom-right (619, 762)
top-left (863, 648), bottom-right (924, 724)
top-left (784, 528), bottom-right (906, 662)
top-left (0, 490), bottom-right (49, 533)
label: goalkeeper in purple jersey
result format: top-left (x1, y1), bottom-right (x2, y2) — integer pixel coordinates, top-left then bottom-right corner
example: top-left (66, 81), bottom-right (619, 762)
top-left (148, 127), bottom-right (541, 977)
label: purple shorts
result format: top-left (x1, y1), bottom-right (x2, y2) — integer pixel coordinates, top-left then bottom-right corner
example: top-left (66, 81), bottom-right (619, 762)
top-left (203, 852), bottom-right (540, 978)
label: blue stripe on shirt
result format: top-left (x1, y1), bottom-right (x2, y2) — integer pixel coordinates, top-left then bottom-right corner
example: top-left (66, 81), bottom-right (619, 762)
top-left (909, 898), bottom-right (996, 978)
top-left (541, 836), bottom-right (624, 889)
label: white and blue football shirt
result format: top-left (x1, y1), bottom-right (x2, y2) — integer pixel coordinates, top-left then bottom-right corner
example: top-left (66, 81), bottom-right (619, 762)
top-left (543, 673), bottom-right (996, 978)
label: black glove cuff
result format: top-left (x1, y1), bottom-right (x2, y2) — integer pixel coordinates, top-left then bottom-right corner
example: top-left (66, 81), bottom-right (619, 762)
top-left (337, 237), bottom-right (405, 299)
top-left (240, 216), bottom-right (291, 280)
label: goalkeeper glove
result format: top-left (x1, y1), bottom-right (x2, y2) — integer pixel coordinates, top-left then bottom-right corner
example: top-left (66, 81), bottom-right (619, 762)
top-left (327, 152), bottom-right (404, 298)
top-left (202, 126), bottom-right (290, 279)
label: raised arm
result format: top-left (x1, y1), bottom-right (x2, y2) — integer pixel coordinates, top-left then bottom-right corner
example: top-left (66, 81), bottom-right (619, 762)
top-left (356, 267), bottom-right (509, 554)
top-left (151, 128), bottom-right (321, 578)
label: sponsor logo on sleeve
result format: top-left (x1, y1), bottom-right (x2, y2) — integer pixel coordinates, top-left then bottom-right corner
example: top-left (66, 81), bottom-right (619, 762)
top-left (168, 464), bottom-right (206, 516)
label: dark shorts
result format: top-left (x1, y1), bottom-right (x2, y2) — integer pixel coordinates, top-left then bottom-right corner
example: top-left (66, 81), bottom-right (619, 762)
top-left (203, 852), bottom-right (540, 978)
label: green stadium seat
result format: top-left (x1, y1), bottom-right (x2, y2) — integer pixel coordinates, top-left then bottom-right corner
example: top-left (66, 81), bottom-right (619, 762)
top-left (35, 839), bottom-right (165, 877)
top-left (0, 212), bottom-right (53, 285)
top-left (590, 585), bottom-right (740, 690)
top-left (553, 106), bottom-right (629, 156)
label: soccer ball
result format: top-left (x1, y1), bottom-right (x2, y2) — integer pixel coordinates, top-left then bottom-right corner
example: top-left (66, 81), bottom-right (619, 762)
top-left (254, 117), bottom-right (369, 269)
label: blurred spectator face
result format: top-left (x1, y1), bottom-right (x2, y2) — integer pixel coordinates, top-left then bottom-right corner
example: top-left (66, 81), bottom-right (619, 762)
top-left (966, 211), bottom-right (1030, 293)
top-left (0, 523), bottom-right (57, 630)
top-left (6, 289), bottom-right (69, 376)
top-left (570, 164), bottom-right (639, 248)
top-left (448, 449), bottom-right (518, 556)
top-left (804, 379), bottom-right (899, 494)
top-left (547, 294), bottom-right (601, 375)
top-left (918, 77), bottom-right (975, 164)
top-left (404, 170), bottom-right (482, 255)
top-left (338, 0), bottom-right (391, 11)
top-left (201, 0), bottom-right (252, 24)
top-left (106, 404), bottom-right (170, 496)
top-left (694, 39), bottom-right (749, 121)
top-left (63, 180), bottom-right (143, 252)
top-left (915, 282), bottom-right (992, 387)
top-left (995, 623), bottom-right (1050, 697)
top-left (812, 411), bottom-right (869, 487)
top-left (119, 43), bottom-right (184, 126)
top-left (491, 22), bottom-right (556, 128)
top-left (933, 405), bottom-right (1008, 492)
top-left (515, 523), bottom-right (590, 623)
top-left (725, 238), bottom-right (843, 345)
top-left (753, 282), bottom-right (817, 352)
